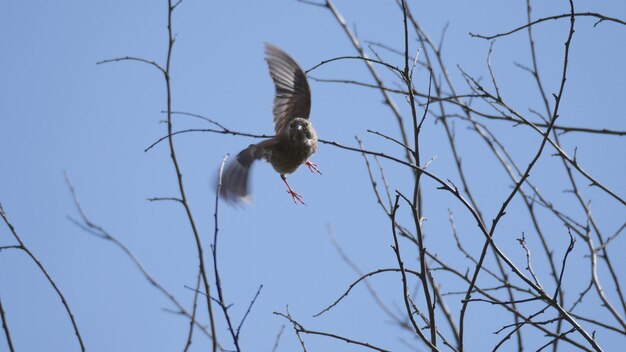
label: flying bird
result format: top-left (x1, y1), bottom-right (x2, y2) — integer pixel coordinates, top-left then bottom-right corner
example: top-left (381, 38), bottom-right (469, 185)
top-left (219, 43), bottom-right (320, 205)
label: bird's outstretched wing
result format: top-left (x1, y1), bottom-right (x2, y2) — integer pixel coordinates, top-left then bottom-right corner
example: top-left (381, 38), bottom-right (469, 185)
top-left (265, 43), bottom-right (311, 135)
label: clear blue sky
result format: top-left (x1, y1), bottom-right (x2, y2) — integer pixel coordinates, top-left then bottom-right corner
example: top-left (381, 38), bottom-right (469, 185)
top-left (1, 1), bottom-right (625, 351)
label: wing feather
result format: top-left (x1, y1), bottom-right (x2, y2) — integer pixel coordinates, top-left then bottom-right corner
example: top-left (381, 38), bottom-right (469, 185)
top-left (264, 43), bottom-right (311, 134)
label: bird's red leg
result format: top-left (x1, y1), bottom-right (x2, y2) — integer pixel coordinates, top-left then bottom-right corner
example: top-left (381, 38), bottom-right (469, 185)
top-left (305, 160), bottom-right (322, 175)
top-left (281, 174), bottom-right (305, 205)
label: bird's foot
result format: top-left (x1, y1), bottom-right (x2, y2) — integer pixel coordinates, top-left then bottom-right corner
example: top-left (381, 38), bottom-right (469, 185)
top-left (281, 174), bottom-right (306, 205)
top-left (286, 188), bottom-right (305, 205)
top-left (306, 161), bottom-right (322, 175)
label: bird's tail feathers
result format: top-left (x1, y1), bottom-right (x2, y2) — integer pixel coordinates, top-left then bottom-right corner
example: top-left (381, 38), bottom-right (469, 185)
top-left (218, 144), bottom-right (261, 204)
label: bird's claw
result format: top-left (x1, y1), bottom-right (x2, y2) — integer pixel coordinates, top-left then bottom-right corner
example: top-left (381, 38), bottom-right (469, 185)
top-left (281, 174), bottom-right (306, 205)
top-left (286, 189), bottom-right (305, 205)
top-left (306, 161), bottom-right (322, 175)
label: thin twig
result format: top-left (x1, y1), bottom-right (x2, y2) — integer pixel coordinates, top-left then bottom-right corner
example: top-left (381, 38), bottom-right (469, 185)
top-left (168, 111), bottom-right (228, 130)
top-left (163, 2), bottom-right (218, 349)
top-left (275, 310), bottom-right (392, 352)
top-left (271, 325), bottom-right (286, 352)
top-left (486, 40), bottom-right (501, 100)
top-left (355, 138), bottom-right (391, 215)
top-left (306, 56), bottom-right (402, 75)
top-left (64, 174), bottom-right (220, 347)
top-left (0, 204), bottom-right (85, 351)
top-left (460, 4), bottom-right (604, 350)
top-left (324, 225), bottom-right (406, 328)
top-left (320, 0), bottom-right (417, 172)
top-left (400, 2), bottom-right (437, 347)
top-left (0, 295), bottom-right (15, 352)
top-left (594, 221), bottom-right (626, 253)
top-left (235, 285), bottom-right (263, 340)
top-left (97, 56), bottom-right (166, 75)
top-left (517, 233), bottom-right (543, 289)
top-left (390, 195), bottom-right (438, 351)
top-left (183, 269), bottom-right (202, 352)
top-left (314, 267), bottom-right (421, 317)
top-left (212, 155), bottom-right (240, 351)
top-left (279, 306), bottom-right (307, 352)
top-left (470, 12), bottom-right (626, 40)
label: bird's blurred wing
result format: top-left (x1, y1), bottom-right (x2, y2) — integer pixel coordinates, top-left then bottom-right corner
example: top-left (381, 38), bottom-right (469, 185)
top-left (219, 139), bottom-right (277, 204)
top-left (265, 43), bottom-right (311, 135)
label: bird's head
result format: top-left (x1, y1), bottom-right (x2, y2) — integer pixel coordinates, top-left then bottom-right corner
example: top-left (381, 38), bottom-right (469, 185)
top-left (288, 117), bottom-right (314, 143)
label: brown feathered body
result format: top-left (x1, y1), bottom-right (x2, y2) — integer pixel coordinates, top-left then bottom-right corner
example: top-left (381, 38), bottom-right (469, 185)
top-left (266, 118), bottom-right (317, 174)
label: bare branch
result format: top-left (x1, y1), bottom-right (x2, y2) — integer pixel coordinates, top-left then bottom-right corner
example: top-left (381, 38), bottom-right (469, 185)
top-left (517, 233), bottom-right (543, 289)
top-left (163, 3), bottom-right (218, 348)
top-left (183, 269), bottom-right (202, 352)
top-left (306, 55), bottom-right (402, 75)
top-left (275, 309), bottom-right (392, 352)
top-left (390, 195), bottom-right (438, 351)
top-left (97, 56), bottom-right (166, 76)
top-left (314, 268), bottom-right (421, 318)
top-left (470, 12), bottom-right (626, 40)
top-left (64, 174), bottom-right (220, 346)
top-left (271, 325), bottom-right (286, 352)
top-left (0, 295), bottom-right (15, 352)
top-left (212, 155), bottom-right (241, 351)
top-left (0, 204), bottom-right (85, 351)
top-left (235, 285), bottom-right (263, 340)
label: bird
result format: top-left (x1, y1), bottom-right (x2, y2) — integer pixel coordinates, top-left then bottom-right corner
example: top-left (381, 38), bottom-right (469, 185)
top-left (219, 43), bottom-right (320, 205)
